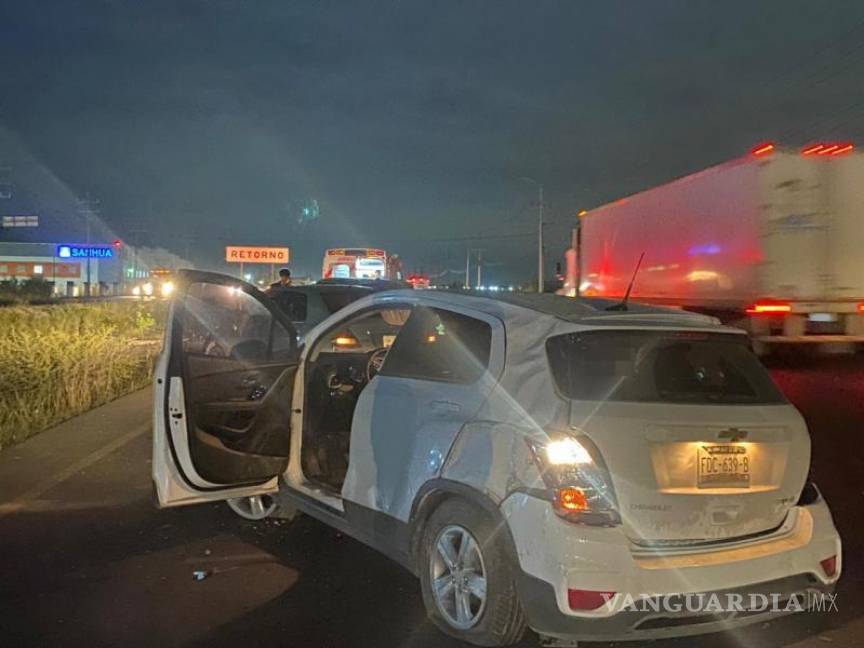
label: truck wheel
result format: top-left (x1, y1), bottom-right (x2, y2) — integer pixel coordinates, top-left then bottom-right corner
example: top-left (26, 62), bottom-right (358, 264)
top-left (419, 499), bottom-right (527, 647)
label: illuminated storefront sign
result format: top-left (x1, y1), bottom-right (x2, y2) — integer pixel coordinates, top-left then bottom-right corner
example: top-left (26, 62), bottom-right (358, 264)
top-left (57, 245), bottom-right (115, 259)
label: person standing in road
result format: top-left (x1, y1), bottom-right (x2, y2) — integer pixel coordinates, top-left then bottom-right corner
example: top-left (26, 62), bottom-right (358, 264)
top-left (269, 267), bottom-right (292, 291)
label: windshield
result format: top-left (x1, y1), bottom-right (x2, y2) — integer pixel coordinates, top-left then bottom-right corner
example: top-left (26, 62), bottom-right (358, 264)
top-left (546, 330), bottom-right (786, 405)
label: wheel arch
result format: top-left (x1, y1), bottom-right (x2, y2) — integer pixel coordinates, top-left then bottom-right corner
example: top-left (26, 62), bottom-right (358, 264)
top-left (408, 478), bottom-right (519, 570)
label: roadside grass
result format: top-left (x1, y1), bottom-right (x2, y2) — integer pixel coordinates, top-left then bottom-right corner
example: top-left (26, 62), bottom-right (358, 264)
top-left (0, 301), bottom-right (168, 449)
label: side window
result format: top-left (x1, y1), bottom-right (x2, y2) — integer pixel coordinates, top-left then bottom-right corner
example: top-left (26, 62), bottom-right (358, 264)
top-left (380, 307), bottom-right (492, 384)
top-left (181, 282), bottom-right (294, 361)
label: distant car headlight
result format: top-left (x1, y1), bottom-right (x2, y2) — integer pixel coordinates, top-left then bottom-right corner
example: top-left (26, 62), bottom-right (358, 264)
top-left (132, 286), bottom-right (141, 296)
top-left (142, 282), bottom-right (154, 296)
top-left (161, 281), bottom-right (174, 297)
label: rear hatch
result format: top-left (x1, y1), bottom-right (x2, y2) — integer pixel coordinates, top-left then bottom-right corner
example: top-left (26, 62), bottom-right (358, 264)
top-left (547, 329), bottom-right (809, 543)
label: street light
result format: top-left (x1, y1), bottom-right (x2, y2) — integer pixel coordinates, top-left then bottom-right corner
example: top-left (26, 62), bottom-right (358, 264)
top-left (520, 177), bottom-right (544, 292)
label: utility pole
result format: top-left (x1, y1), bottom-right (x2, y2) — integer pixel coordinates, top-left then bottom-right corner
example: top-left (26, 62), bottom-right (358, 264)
top-left (475, 248), bottom-right (485, 289)
top-left (520, 177), bottom-right (544, 292)
top-left (79, 195), bottom-right (99, 297)
top-left (464, 247), bottom-right (471, 289)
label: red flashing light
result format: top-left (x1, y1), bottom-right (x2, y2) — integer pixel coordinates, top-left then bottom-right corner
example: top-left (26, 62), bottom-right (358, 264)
top-left (751, 143), bottom-right (775, 157)
top-left (113, 239), bottom-right (123, 249)
top-left (820, 555), bottom-right (838, 578)
top-left (832, 143), bottom-right (854, 155)
top-left (568, 589), bottom-right (616, 611)
top-left (818, 144), bottom-right (839, 156)
top-left (746, 301), bottom-right (792, 315)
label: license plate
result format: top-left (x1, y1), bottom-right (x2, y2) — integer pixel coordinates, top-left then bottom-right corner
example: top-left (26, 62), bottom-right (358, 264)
top-left (697, 445), bottom-right (750, 488)
top-left (808, 313), bottom-right (837, 322)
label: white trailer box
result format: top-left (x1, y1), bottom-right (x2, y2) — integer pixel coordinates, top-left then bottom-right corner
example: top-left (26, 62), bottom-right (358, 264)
top-left (578, 147), bottom-right (864, 344)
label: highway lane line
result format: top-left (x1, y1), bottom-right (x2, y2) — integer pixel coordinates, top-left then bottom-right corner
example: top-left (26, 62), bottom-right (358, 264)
top-left (0, 421), bottom-right (150, 519)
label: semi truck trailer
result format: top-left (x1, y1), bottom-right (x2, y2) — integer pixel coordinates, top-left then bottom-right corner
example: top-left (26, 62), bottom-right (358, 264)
top-left (572, 143), bottom-right (864, 350)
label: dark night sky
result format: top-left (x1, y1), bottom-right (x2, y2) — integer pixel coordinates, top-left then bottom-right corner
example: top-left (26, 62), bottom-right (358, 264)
top-left (3, 0), bottom-right (864, 282)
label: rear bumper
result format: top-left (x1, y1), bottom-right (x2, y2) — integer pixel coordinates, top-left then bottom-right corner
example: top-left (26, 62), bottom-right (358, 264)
top-left (501, 494), bottom-right (841, 642)
top-left (517, 571), bottom-right (835, 643)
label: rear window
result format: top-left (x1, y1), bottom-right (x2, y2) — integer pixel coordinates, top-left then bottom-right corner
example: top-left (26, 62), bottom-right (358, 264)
top-left (546, 331), bottom-right (785, 404)
top-left (320, 289), bottom-right (370, 314)
top-left (270, 291), bottom-right (308, 321)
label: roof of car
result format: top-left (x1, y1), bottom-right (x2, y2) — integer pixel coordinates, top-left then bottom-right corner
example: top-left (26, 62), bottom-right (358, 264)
top-left (369, 289), bottom-right (725, 329)
top-left (315, 278), bottom-right (411, 291)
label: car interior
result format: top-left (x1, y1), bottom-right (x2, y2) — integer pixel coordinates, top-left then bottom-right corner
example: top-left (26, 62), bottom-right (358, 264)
top-left (301, 306), bottom-right (412, 492)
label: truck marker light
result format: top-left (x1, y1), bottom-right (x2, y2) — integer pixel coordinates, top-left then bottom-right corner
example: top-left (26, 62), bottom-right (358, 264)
top-left (818, 144), bottom-right (840, 155)
top-left (751, 143), bottom-right (774, 157)
top-left (831, 143), bottom-right (854, 155)
top-left (802, 144), bottom-right (824, 156)
top-left (820, 555), bottom-right (837, 578)
top-left (568, 589), bottom-right (616, 611)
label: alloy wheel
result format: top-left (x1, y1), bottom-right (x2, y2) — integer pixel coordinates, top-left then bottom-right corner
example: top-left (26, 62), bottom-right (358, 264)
top-left (429, 524), bottom-right (488, 630)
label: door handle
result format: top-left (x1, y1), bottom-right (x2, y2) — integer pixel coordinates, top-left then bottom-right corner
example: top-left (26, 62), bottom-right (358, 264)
top-left (430, 400), bottom-right (462, 414)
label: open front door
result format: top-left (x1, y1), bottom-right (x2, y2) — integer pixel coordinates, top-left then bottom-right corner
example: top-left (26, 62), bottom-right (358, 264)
top-left (152, 270), bottom-right (300, 507)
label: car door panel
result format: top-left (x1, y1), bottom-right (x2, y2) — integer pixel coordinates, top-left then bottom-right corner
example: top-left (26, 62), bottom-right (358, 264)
top-left (342, 305), bottom-right (505, 523)
top-left (152, 270), bottom-right (300, 507)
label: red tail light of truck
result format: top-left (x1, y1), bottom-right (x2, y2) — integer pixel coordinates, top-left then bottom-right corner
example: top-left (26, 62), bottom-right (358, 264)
top-left (746, 301), bottom-right (792, 315)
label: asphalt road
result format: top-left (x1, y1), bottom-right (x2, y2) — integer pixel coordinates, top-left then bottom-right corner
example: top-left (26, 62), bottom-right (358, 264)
top-left (0, 355), bottom-right (862, 648)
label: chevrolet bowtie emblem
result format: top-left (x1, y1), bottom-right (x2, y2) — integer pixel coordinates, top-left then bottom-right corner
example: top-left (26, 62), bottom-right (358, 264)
top-left (717, 427), bottom-right (748, 442)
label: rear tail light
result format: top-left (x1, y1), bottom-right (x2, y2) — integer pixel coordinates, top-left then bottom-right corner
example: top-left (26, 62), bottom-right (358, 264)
top-left (526, 435), bottom-right (620, 526)
top-left (820, 555), bottom-right (838, 578)
top-left (568, 589), bottom-right (616, 611)
top-left (333, 334), bottom-right (359, 347)
top-left (857, 303), bottom-right (864, 313)
top-left (746, 300), bottom-right (792, 315)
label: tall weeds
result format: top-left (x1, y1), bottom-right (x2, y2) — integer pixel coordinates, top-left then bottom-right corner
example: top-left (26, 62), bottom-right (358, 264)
top-left (0, 301), bottom-right (168, 448)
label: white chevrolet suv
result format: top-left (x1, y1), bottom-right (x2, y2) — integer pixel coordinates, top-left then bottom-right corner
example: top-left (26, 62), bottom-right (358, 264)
top-left (152, 270), bottom-right (841, 646)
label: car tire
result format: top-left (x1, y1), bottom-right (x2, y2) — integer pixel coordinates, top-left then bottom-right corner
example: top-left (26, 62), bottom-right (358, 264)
top-left (419, 498), bottom-right (527, 647)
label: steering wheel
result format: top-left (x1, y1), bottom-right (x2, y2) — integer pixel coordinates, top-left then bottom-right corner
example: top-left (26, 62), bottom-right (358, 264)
top-left (366, 347), bottom-right (389, 382)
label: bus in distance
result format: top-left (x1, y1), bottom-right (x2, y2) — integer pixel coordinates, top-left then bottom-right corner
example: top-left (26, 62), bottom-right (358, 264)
top-left (322, 248), bottom-right (403, 281)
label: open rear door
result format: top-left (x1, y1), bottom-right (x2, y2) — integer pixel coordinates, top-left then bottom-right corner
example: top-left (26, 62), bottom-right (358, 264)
top-left (152, 270), bottom-right (300, 507)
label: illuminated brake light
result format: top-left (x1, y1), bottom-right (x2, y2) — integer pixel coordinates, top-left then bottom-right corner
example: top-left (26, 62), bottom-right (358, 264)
top-left (820, 555), bottom-right (838, 578)
top-left (568, 589), bottom-right (616, 611)
top-left (751, 142), bottom-right (775, 157)
top-left (858, 303), bottom-right (864, 313)
top-left (746, 301), bottom-right (792, 315)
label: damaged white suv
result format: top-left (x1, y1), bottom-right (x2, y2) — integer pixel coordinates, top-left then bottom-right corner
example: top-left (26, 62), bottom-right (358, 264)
top-left (152, 270), bottom-right (841, 646)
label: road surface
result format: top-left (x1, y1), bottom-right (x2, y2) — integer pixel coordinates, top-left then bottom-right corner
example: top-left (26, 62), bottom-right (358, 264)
top-left (0, 356), bottom-right (862, 647)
